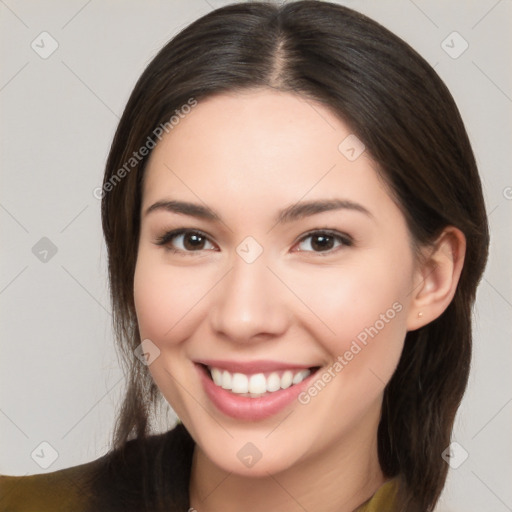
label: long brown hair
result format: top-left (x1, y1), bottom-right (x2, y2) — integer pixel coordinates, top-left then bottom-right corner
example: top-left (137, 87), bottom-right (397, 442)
top-left (99, 2), bottom-right (489, 510)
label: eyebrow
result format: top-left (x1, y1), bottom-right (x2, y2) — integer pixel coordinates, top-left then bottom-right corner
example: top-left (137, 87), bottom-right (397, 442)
top-left (144, 198), bottom-right (373, 224)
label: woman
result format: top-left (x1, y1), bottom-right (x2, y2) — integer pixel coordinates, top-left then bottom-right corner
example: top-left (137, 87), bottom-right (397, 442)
top-left (0, 1), bottom-right (489, 511)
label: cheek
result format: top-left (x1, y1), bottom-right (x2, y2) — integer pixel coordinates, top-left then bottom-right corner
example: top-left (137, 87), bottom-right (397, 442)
top-left (133, 265), bottom-right (172, 341)
top-left (133, 252), bottom-right (212, 345)
top-left (133, 253), bottom-right (206, 419)
top-left (288, 249), bottom-right (412, 373)
top-left (298, 264), bottom-right (408, 329)
top-left (288, 258), bottom-right (411, 427)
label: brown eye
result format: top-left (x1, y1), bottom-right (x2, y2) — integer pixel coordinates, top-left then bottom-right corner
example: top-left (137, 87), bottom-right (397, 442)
top-left (295, 231), bottom-right (352, 253)
top-left (155, 229), bottom-right (215, 254)
top-left (181, 232), bottom-right (208, 250)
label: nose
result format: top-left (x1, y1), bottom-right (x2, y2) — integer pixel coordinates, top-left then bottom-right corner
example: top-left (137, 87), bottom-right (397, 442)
top-left (209, 253), bottom-right (290, 344)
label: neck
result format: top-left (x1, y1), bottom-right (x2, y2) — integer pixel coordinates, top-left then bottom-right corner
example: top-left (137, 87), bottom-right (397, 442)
top-left (188, 407), bottom-right (386, 512)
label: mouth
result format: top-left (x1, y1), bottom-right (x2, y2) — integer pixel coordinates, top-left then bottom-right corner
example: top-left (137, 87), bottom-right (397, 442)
top-left (196, 362), bottom-right (322, 398)
top-left (193, 358), bottom-right (323, 420)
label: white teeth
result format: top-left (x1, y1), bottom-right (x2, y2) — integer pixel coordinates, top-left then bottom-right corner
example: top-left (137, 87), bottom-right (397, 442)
top-left (281, 370), bottom-right (293, 389)
top-left (211, 368), bottom-right (222, 386)
top-left (208, 366), bottom-right (313, 395)
top-left (231, 373), bottom-right (249, 393)
top-left (266, 372), bottom-right (281, 392)
top-left (248, 373), bottom-right (267, 394)
top-left (221, 370), bottom-right (232, 390)
top-left (293, 369), bottom-right (311, 385)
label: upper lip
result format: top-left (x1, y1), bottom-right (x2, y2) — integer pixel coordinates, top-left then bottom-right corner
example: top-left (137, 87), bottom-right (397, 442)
top-left (195, 359), bottom-right (318, 374)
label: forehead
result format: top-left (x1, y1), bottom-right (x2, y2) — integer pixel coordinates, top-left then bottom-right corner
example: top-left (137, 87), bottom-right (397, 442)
top-left (142, 89), bottom-right (391, 221)
top-left (147, 89), bottom-right (351, 176)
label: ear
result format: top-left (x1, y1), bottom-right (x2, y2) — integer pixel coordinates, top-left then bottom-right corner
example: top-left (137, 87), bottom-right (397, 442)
top-left (407, 226), bottom-right (466, 331)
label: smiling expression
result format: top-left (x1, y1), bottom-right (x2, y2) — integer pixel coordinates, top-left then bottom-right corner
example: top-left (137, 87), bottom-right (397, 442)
top-left (133, 88), bottom-right (418, 477)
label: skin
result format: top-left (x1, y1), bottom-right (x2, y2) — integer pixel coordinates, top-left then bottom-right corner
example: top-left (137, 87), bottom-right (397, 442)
top-left (134, 89), bottom-right (465, 512)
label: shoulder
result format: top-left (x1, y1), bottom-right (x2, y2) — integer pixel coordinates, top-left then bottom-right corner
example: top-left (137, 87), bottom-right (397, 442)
top-left (0, 424), bottom-right (194, 512)
top-left (0, 457), bottom-right (102, 512)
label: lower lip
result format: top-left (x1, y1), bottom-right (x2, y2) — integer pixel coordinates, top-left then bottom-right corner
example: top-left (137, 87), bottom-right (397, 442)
top-left (195, 364), bottom-right (319, 421)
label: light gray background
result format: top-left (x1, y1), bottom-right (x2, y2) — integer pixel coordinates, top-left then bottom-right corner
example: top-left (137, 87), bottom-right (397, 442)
top-left (0, 1), bottom-right (511, 511)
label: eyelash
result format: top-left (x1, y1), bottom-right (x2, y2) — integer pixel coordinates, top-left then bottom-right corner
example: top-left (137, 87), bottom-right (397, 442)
top-left (154, 228), bottom-right (353, 256)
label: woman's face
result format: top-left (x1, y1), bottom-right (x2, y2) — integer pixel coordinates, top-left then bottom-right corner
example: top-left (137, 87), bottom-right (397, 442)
top-left (134, 89), bottom-right (418, 476)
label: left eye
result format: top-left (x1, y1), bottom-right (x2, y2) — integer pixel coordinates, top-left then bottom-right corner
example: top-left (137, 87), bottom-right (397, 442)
top-left (294, 231), bottom-right (351, 253)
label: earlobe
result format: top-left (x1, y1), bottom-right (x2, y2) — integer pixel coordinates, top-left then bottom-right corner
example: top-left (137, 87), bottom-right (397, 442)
top-left (406, 227), bottom-right (466, 331)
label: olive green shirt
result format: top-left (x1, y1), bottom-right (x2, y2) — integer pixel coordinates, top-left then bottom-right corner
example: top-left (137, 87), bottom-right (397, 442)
top-left (0, 469), bottom-right (397, 511)
top-left (1, 425), bottom-right (398, 511)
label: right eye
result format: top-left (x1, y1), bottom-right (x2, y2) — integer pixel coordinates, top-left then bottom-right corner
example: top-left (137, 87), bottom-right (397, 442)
top-left (154, 229), bottom-right (217, 255)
